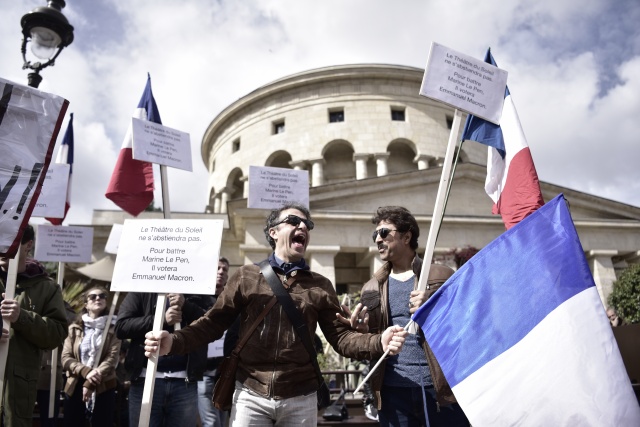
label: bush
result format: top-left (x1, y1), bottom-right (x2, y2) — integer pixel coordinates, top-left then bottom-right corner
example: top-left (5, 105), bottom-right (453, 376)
top-left (608, 264), bottom-right (640, 324)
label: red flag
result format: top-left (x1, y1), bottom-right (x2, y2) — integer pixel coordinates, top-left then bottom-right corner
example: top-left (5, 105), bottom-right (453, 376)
top-left (46, 112), bottom-right (74, 225)
top-left (462, 50), bottom-right (543, 229)
top-left (105, 74), bottom-right (161, 216)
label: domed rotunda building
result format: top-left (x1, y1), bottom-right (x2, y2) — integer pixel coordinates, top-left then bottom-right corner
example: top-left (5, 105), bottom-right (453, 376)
top-left (198, 64), bottom-right (640, 303)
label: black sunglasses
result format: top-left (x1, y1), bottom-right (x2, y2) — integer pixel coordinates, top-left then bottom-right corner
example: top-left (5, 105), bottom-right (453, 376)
top-left (273, 215), bottom-right (314, 230)
top-left (87, 293), bottom-right (107, 301)
top-left (372, 228), bottom-right (398, 242)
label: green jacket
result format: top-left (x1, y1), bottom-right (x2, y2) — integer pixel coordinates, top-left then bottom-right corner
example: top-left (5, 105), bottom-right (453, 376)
top-left (0, 260), bottom-right (68, 426)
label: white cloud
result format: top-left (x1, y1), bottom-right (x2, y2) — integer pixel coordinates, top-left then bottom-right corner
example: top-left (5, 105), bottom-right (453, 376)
top-left (2, 0), bottom-right (639, 227)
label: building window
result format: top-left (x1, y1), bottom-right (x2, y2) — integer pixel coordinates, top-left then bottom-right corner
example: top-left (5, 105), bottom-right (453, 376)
top-left (445, 115), bottom-right (453, 129)
top-left (329, 109), bottom-right (344, 123)
top-left (273, 120), bottom-right (285, 134)
top-left (391, 107), bottom-right (405, 121)
top-left (232, 139), bottom-right (240, 153)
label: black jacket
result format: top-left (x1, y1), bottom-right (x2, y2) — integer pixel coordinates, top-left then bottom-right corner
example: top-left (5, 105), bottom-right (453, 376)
top-left (114, 292), bottom-right (209, 382)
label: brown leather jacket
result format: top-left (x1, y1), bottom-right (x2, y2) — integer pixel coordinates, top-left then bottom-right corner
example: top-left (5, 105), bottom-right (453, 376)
top-left (171, 262), bottom-right (386, 400)
top-left (360, 255), bottom-right (457, 409)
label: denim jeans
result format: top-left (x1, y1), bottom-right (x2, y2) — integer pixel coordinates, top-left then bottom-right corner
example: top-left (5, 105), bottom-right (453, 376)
top-left (378, 385), bottom-right (469, 427)
top-left (198, 376), bottom-right (227, 427)
top-left (128, 378), bottom-right (198, 427)
top-left (229, 381), bottom-right (317, 426)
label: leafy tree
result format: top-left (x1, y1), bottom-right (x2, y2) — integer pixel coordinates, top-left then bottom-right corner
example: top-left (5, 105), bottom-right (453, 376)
top-left (608, 264), bottom-right (640, 324)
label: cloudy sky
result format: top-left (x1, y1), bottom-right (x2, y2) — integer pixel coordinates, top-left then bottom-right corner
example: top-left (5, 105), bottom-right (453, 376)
top-left (2, 0), bottom-right (639, 226)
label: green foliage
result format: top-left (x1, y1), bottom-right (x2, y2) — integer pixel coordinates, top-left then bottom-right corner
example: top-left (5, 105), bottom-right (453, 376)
top-left (62, 281), bottom-right (86, 314)
top-left (608, 264), bottom-right (640, 324)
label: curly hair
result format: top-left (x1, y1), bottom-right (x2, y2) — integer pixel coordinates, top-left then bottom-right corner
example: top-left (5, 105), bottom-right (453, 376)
top-left (263, 202), bottom-right (312, 249)
top-left (371, 206), bottom-right (419, 250)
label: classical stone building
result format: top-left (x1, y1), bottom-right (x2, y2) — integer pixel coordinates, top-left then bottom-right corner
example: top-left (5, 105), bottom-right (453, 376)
top-left (90, 64), bottom-right (640, 306)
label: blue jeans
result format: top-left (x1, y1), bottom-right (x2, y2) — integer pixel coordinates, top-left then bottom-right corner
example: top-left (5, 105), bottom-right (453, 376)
top-left (198, 376), bottom-right (227, 427)
top-left (378, 385), bottom-right (469, 427)
top-left (128, 378), bottom-right (198, 427)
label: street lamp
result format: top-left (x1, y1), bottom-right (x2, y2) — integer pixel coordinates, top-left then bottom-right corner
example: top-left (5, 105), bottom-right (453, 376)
top-left (20, 0), bottom-right (74, 88)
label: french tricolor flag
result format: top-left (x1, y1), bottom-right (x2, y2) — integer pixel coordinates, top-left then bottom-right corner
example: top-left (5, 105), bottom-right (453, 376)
top-left (462, 50), bottom-right (544, 229)
top-left (46, 112), bottom-right (74, 225)
top-left (412, 195), bottom-right (640, 426)
top-left (105, 74), bottom-right (160, 216)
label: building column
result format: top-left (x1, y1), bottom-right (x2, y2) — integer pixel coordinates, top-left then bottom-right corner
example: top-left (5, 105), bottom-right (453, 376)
top-left (368, 247), bottom-right (384, 276)
top-left (307, 246), bottom-right (340, 288)
top-left (309, 158), bottom-right (325, 187)
top-left (240, 176), bottom-right (249, 199)
top-left (213, 195), bottom-right (221, 214)
top-left (353, 154), bottom-right (370, 180)
top-left (374, 153), bottom-right (390, 177)
top-left (587, 250), bottom-right (619, 308)
top-left (220, 187), bottom-right (230, 214)
top-left (289, 160), bottom-right (307, 171)
top-left (414, 154), bottom-right (433, 170)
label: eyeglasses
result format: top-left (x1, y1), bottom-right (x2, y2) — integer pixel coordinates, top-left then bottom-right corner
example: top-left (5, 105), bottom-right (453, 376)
top-left (273, 215), bottom-right (314, 230)
top-left (87, 293), bottom-right (107, 301)
top-left (372, 228), bottom-right (398, 242)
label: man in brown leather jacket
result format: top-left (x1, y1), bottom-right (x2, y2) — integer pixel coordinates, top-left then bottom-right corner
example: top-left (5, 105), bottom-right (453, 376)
top-left (348, 206), bottom-right (469, 427)
top-left (143, 202), bottom-right (408, 426)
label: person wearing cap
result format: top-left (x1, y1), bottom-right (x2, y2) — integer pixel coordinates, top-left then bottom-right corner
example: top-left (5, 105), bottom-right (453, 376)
top-left (338, 206), bottom-right (469, 427)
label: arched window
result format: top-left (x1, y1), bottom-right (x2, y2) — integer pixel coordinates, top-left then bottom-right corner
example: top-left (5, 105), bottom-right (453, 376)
top-left (265, 150), bottom-right (293, 169)
top-left (323, 140), bottom-right (355, 184)
top-left (226, 168), bottom-right (244, 200)
top-left (387, 139), bottom-right (417, 174)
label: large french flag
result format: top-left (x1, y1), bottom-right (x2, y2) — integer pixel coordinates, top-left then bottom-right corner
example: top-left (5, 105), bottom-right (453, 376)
top-left (105, 74), bottom-right (160, 216)
top-left (46, 112), bottom-right (74, 225)
top-left (412, 195), bottom-right (640, 426)
top-left (462, 50), bottom-right (544, 229)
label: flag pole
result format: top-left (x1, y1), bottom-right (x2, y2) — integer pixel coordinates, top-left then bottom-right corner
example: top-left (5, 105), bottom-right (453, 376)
top-left (47, 261), bottom-right (65, 419)
top-left (354, 109), bottom-right (464, 395)
top-left (139, 164), bottom-right (172, 427)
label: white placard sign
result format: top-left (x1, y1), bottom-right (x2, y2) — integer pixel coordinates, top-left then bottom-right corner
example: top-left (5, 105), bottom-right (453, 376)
top-left (32, 163), bottom-right (70, 218)
top-left (131, 118), bottom-right (192, 171)
top-left (207, 331), bottom-right (226, 358)
top-left (34, 225), bottom-right (94, 263)
top-left (247, 166), bottom-right (309, 209)
top-left (105, 223), bottom-right (123, 254)
top-left (111, 219), bottom-right (224, 294)
top-left (419, 42), bottom-right (508, 124)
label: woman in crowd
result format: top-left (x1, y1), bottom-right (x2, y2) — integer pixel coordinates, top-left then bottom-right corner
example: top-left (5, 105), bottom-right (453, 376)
top-left (61, 286), bottom-right (121, 426)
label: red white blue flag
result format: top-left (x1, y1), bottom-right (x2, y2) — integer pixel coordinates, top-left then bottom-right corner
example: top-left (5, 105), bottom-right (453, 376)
top-left (412, 194), bottom-right (640, 426)
top-left (46, 112), bottom-right (74, 225)
top-left (461, 50), bottom-right (544, 229)
top-left (105, 74), bottom-right (160, 216)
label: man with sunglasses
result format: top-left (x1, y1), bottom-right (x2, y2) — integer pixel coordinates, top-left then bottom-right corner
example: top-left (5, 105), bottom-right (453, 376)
top-left (0, 224), bottom-right (69, 427)
top-left (352, 206), bottom-right (469, 427)
top-left (143, 202), bottom-right (408, 426)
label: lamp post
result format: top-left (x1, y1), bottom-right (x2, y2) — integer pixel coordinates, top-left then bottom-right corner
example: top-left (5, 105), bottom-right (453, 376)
top-left (20, 0), bottom-right (74, 88)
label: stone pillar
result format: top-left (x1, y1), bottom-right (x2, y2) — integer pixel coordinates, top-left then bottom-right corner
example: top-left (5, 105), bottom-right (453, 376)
top-left (414, 154), bottom-right (432, 170)
top-left (240, 176), bottom-right (249, 199)
top-left (289, 160), bottom-right (307, 171)
top-left (307, 246), bottom-right (340, 287)
top-left (220, 188), bottom-right (230, 214)
top-left (587, 250), bottom-right (619, 308)
top-left (353, 154), bottom-right (370, 180)
top-left (309, 158), bottom-right (325, 187)
top-left (213, 195), bottom-right (221, 214)
top-left (374, 153), bottom-right (390, 177)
